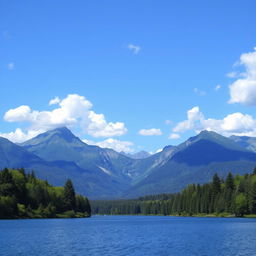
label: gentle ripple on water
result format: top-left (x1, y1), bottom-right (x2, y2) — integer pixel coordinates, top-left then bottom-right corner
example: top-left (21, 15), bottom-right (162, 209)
top-left (1, 216), bottom-right (256, 256)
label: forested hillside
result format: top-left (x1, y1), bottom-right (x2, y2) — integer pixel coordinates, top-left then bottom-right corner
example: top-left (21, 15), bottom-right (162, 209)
top-left (0, 168), bottom-right (91, 219)
top-left (92, 168), bottom-right (256, 217)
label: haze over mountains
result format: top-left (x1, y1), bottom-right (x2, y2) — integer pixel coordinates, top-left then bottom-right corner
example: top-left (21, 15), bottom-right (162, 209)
top-left (1, 127), bottom-right (256, 199)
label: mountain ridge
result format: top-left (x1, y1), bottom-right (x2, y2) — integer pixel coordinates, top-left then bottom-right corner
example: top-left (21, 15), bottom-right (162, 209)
top-left (1, 127), bottom-right (256, 199)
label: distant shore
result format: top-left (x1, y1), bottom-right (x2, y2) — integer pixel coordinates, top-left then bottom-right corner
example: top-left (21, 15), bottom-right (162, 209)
top-left (92, 213), bottom-right (256, 218)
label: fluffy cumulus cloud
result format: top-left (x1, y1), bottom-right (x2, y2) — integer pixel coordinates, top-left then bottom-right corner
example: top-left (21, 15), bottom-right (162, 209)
top-left (4, 105), bottom-right (33, 122)
top-left (128, 44), bottom-right (141, 54)
top-left (229, 47), bottom-right (256, 106)
top-left (0, 128), bottom-right (42, 143)
top-left (172, 106), bottom-right (256, 137)
top-left (138, 128), bottom-right (162, 136)
top-left (173, 107), bottom-right (204, 133)
top-left (87, 111), bottom-right (127, 137)
top-left (83, 138), bottom-right (134, 153)
top-left (1, 94), bottom-right (127, 142)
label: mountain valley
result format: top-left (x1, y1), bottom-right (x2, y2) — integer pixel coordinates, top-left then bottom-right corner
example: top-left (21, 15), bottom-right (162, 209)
top-left (1, 127), bottom-right (256, 199)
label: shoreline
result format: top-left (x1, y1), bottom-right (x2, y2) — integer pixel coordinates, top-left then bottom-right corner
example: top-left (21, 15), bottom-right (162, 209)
top-left (0, 213), bottom-right (91, 220)
top-left (2, 214), bottom-right (256, 220)
top-left (92, 213), bottom-right (256, 218)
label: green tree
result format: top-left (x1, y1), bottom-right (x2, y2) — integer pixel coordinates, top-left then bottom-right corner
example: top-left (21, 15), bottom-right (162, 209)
top-left (0, 196), bottom-right (18, 218)
top-left (76, 194), bottom-right (91, 215)
top-left (212, 173), bottom-right (221, 195)
top-left (210, 173), bottom-right (222, 212)
top-left (225, 172), bottom-right (235, 190)
top-left (234, 193), bottom-right (247, 217)
top-left (0, 169), bottom-right (16, 197)
top-left (249, 182), bottom-right (256, 214)
top-left (0, 169), bottom-right (90, 219)
top-left (64, 179), bottom-right (76, 211)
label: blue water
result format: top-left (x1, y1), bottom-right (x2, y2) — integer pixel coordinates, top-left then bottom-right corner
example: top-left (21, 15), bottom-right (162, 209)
top-left (1, 216), bottom-right (256, 256)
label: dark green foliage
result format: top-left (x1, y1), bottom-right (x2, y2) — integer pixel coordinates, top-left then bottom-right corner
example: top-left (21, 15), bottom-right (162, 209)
top-left (0, 196), bottom-right (18, 218)
top-left (76, 195), bottom-right (91, 213)
top-left (64, 179), bottom-right (76, 211)
top-left (0, 168), bottom-right (91, 219)
top-left (249, 181), bottom-right (256, 214)
top-left (225, 172), bottom-right (235, 190)
top-left (0, 168), bottom-right (16, 197)
top-left (212, 173), bottom-right (221, 195)
top-left (92, 168), bottom-right (256, 217)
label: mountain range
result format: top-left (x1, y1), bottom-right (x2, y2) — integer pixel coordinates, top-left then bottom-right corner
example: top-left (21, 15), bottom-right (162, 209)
top-left (1, 127), bottom-right (256, 199)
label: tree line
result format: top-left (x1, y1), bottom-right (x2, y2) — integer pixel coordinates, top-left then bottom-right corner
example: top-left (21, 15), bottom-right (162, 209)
top-left (92, 168), bottom-right (256, 217)
top-left (0, 168), bottom-right (91, 219)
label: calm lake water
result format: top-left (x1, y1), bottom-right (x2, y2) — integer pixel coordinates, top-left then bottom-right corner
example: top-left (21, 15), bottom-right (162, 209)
top-left (1, 215), bottom-right (256, 256)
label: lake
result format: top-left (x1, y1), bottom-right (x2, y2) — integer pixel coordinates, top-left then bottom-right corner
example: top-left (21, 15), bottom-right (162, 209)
top-left (1, 216), bottom-right (256, 256)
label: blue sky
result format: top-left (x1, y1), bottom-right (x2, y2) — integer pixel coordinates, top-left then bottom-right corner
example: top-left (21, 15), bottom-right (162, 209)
top-left (1, 0), bottom-right (256, 153)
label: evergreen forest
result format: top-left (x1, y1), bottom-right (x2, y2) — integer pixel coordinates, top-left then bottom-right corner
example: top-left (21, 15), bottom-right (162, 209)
top-left (92, 169), bottom-right (256, 217)
top-left (0, 168), bottom-right (91, 219)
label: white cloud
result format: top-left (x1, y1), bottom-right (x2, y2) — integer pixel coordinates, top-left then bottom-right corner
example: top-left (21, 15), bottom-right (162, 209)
top-left (7, 63), bottom-right (14, 70)
top-left (87, 111), bottom-right (127, 137)
top-left (229, 80), bottom-right (256, 106)
top-left (215, 85), bottom-right (221, 91)
top-left (0, 128), bottom-right (42, 143)
top-left (4, 94), bottom-right (92, 128)
top-left (2, 94), bottom-right (127, 142)
top-left (49, 97), bottom-right (61, 105)
top-left (194, 88), bottom-right (206, 96)
top-left (4, 105), bottom-right (34, 122)
top-left (139, 128), bottom-right (162, 136)
top-left (220, 113), bottom-right (256, 133)
top-left (173, 106), bottom-right (256, 137)
top-left (165, 120), bottom-right (172, 125)
top-left (83, 138), bottom-right (134, 153)
top-left (169, 133), bottom-right (180, 139)
top-left (173, 106), bottom-right (204, 133)
top-left (229, 47), bottom-right (256, 106)
top-left (128, 44), bottom-right (141, 54)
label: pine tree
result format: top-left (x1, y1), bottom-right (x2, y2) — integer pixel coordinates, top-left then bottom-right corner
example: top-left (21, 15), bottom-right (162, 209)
top-left (225, 172), bottom-right (235, 190)
top-left (212, 173), bottom-right (221, 195)
top-left (210, 173), bottom-right (221, 212)
top-left (0, 168), bottom-right (13, 184)
top-left (64, 179), bottom-right (76, 211)
top-left (249, 182), bottom-right (256, 214)
top-left (224, 173), bottom-right (235, 212)
top-left (0, 168), bottom-right (16, 197)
